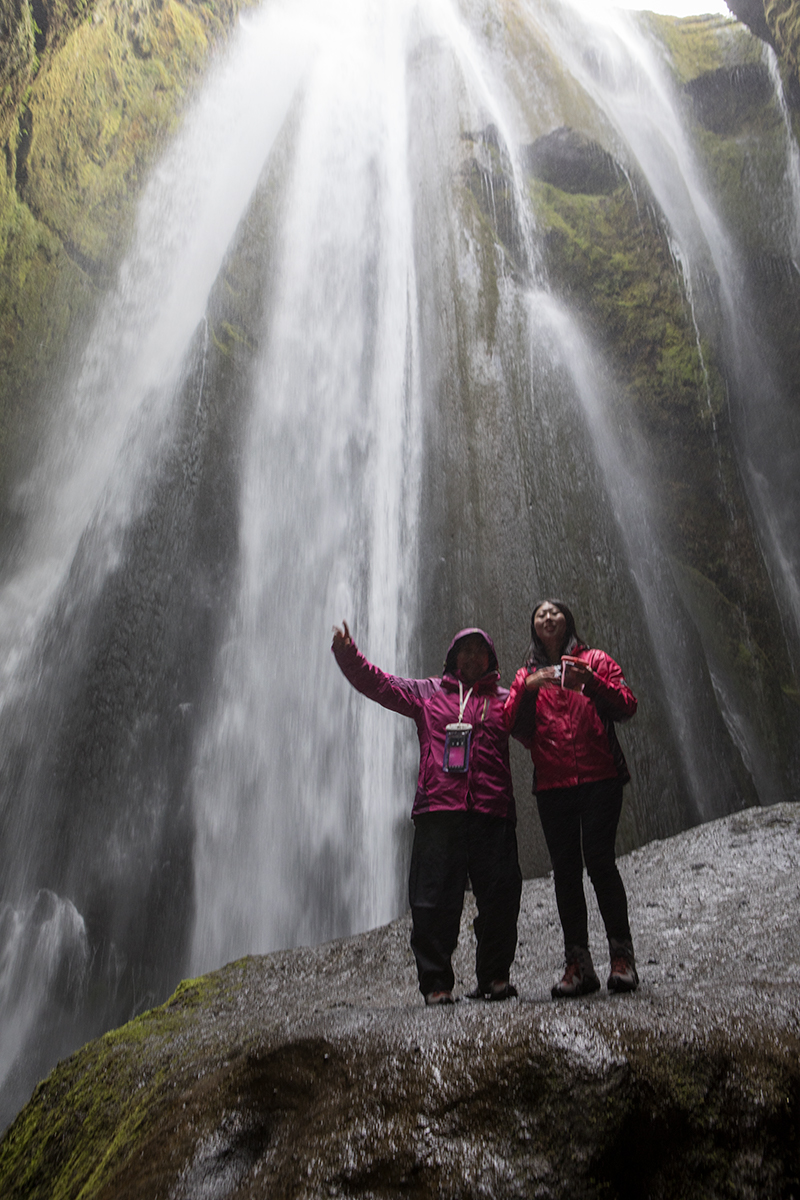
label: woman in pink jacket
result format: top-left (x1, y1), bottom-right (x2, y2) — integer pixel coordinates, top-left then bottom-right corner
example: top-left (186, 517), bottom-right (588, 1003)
top-left (332, 621), bottom-right (522, 1006)
top-left (508, 599), bottom-right (638, 998)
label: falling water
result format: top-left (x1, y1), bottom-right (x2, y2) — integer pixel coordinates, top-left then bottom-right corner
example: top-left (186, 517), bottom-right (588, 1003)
top-left (529, 0), bottom-right (800, 803)
top-left (0, 0), bottom-right (798, 1128)
top-left (189, 0), bottom-right (425, 970)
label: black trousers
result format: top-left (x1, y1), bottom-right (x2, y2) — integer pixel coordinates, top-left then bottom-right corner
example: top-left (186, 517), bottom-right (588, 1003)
top-left (536, 776), bottom-right (631, 956)
top-left (408, 811), bottom-right (522, 995)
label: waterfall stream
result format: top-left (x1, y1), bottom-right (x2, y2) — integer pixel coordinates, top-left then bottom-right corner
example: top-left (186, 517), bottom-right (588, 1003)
top-left (0, 0), bottom-right (798, 1127)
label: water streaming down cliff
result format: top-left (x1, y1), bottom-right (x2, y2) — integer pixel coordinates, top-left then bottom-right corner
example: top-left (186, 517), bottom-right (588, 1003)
top-left (0, 0), bottom-right (798, 1127)
top-left (535, 0), bottom-right (800, 801)
top-left (188, 0), bottom-right (425, 972)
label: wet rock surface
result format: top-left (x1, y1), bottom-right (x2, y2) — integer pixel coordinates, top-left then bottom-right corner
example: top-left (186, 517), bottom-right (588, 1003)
top-left (521, 127), bottom-right (623, 195)
top-left (1, 802), bottom-right (799, 1198)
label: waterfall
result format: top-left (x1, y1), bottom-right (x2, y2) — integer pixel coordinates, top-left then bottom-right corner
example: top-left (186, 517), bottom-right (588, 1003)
top-left (530, 0), bottom-right (800, 801)
top-left (0, 0), bottom-right (798, 1127)
top-left (189, 0), bottom-right (424, 970)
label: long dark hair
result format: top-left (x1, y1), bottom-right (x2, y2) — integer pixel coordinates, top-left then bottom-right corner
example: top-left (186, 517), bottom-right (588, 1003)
top-left (525, 599), bottom-right (585, 669)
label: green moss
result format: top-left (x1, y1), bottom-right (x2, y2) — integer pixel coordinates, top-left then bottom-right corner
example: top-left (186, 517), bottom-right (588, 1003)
top-left (529, 178), bottom-right (717, 426)
top-left (644, 12), bottom-right (754, 86)
top-left (22, 0), bottom-right (220, 264)
top-left (0, 964), bottom-right (245, 1200)
top-left (527, 172), bottom-right (793, 683)
top-left (0, 0), bottom-right (37, 145)
top-left (765, 0), bottom-right (800, 95)
top-left (0, 0), bottom-right (252, 511)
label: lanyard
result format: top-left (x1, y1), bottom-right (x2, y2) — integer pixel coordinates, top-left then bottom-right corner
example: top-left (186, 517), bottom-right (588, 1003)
top-left (458, 682), bottom-right (473, 723)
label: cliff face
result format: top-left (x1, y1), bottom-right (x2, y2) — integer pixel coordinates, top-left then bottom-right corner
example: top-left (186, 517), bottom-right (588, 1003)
top-left (1, 1), bottom-right (798, 825)
top-left (1, 802), bottom-right (799, 1200)
top-left (2, 0), bottom-right (800, 1152)
top-left (727, 0), bottom-right (800, 99)
top-left (0, 0), bottom-right (797, 560)
top-left (0, 0), bottom-right (245, 497)
top-left (454, 6), bottom-right (800, 820)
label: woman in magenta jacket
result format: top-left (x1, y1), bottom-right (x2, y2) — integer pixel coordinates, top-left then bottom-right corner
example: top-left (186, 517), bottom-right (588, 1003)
top-left (332, 621), bottom-right (522, 1006)
top-left (507, 599), bottom-right (638, 998)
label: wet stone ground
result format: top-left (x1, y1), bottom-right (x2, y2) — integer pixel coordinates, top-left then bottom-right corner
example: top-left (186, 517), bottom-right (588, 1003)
top-left (2, 803), bottom-right (799, 1199)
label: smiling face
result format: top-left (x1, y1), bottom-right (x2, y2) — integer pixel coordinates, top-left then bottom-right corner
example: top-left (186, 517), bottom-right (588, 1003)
top-left (533, 602), bottom-right (568, 662)
top-left (454, 634), bottom-right (491, 684)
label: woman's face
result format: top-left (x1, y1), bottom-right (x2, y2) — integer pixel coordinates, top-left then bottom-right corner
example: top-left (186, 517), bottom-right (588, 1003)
top-left (455, 635), bottom-right (491, 684)
top-left (533, 602), bottom-right (567, 659)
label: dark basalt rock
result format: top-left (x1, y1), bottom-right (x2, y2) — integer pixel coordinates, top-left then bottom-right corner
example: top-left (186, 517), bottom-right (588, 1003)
top-left (725, 0), bottom-right (776, 46)
top-left (684, 62), bottom-right (773, 134)
top-left (521, 127), bottom-right (623, 195)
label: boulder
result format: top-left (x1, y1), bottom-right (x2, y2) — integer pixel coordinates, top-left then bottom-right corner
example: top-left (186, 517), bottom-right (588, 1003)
top-left (1, 803), bottom-right (799, 1198)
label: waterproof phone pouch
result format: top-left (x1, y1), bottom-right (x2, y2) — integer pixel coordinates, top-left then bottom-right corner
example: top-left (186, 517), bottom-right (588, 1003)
top-left (443, 722), bottom-right (472, 773)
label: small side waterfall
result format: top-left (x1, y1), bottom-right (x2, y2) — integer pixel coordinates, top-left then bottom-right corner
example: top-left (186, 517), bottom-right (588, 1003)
top-left (0, 0), bottom-right (798, 1127)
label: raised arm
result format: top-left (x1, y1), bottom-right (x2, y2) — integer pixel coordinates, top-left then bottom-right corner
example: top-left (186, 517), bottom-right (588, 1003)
top-left (331, 621), bottom-right (433, 718)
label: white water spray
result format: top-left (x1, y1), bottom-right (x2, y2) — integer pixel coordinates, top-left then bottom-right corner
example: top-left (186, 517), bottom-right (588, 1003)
top-left (0, 0), bottom-right (798, 1131)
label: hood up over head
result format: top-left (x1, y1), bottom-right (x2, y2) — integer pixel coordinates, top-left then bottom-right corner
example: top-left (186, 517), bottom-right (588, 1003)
top-left (443, 628), bottom-right (499, 678)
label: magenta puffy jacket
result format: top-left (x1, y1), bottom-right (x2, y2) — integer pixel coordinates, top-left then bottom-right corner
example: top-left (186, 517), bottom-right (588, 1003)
top-left (507, 646), bottom-right (637, 792)
top-left (332, 629), bottom-right (517, 822)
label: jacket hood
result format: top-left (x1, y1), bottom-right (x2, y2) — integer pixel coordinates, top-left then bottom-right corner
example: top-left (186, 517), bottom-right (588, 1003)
top-left (443, 628), bottom-right (499, 678)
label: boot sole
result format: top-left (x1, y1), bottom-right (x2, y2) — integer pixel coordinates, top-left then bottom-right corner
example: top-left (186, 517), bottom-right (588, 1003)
top-left (607, 977), bottom-right (638, 993)
top-left (551, 977), bottom-right (601, 999)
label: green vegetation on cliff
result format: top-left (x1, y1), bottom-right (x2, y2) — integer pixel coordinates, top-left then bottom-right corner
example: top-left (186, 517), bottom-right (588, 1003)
top-left (765, 0), bottom-right (800, 106)
top-left (0, 0), bottom-right (247, 499)
top-left (451, 0), bottom-right (800, 799)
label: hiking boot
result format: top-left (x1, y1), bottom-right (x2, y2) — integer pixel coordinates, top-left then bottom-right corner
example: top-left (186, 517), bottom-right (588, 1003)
top-left (607, 938), bottom-right (639, 993)
top-left (488, 980), bottom-right (518, 1002)
top-left (466, 980), bottom-right (519, 1002)
top-left (551, 946), bottom-right (601, 999)
top-left (424, 989), bottom-right (454, 1006)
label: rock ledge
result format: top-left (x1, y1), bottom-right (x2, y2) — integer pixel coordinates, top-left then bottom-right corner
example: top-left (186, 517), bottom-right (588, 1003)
top-left (1, 803), bottom-right (799, 1199)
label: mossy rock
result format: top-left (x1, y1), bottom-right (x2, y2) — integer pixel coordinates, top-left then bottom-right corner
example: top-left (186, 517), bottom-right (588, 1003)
top-left (19, 0), bottom-right (236, 265)
top-left (0, 0), bottom-right (37, 147)
top-left (765, 0), bottom-right (800, 102)
top-left (646, 11), bottom-right (759, 86)
top-left (3, 806), bottom-right (800, 1200)
top-left (527, 173), bottom-right (792, 685)
top-left (0, 0), bottom-right (249, 509)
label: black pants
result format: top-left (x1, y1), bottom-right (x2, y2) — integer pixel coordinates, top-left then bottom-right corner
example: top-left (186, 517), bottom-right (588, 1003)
top-left (408, 811), bottom-right (522, 995)
top-left (536, 777), bottom-right (631, 955)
